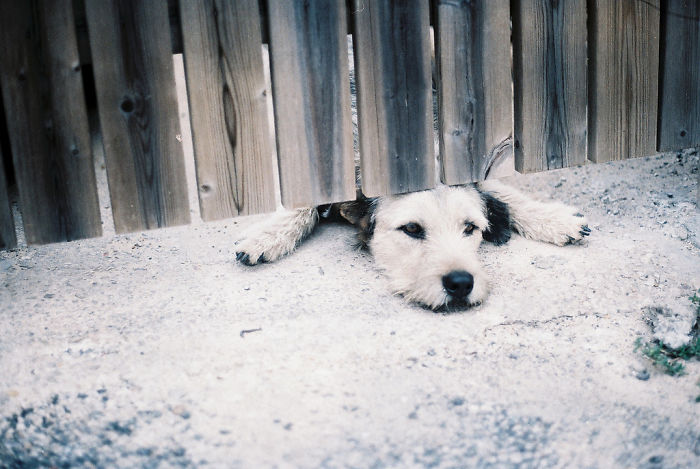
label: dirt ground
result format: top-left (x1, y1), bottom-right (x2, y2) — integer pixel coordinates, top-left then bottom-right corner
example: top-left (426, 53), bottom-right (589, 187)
top-left (1, 147), bottom-right (698, 467)
top-left (1, 53), bottom-right (699, 467)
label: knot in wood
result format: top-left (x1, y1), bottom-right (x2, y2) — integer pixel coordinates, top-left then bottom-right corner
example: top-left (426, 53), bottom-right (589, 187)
top-left (120, 97), bottom-right (134, 114)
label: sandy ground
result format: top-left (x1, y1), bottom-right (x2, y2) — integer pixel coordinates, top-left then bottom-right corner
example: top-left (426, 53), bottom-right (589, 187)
top-left (1, 54), bottom-right (699, 467)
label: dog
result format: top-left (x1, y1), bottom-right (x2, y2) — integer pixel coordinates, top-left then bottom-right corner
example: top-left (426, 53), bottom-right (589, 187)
top-left (234, 179), bottom-right (590, 310)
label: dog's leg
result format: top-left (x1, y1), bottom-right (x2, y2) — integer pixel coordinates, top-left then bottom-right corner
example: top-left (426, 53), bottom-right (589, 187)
top-left (478, 180), bottom-right (590, 246)
top-left (235, 208), bottom-right (319, 265)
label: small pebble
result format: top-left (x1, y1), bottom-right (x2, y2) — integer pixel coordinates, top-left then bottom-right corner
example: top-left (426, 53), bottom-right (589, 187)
top-left (449, 397), bottom-right (465, 407)
top-left (171, 405), bottom-right (191, 419)
top-left (636, 369), bottom-right (650, 381)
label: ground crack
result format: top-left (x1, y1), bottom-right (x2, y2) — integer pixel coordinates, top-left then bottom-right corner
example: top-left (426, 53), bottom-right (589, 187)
top-left (483, 312), bottom-right (605, 335)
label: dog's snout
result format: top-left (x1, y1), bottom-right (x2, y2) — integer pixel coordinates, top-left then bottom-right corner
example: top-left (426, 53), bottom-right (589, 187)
top-left (442, 271), bottom-right (474, 299)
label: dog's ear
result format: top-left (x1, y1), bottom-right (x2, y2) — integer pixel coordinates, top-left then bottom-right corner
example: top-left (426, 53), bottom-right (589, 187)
top-left (338, 198), bottom-right (376, 249)
top-left (480, 192), bottom-right (511, 245)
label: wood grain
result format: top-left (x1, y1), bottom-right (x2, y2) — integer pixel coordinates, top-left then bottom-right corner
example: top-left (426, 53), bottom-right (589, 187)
top-left (436, 0), bottom-right (513, 184)
top-left (179, 0), bottom-right (276, 220)
top-left (0, 143), bottom-right (16, 250)
top-left (513, 0), bottom-right (587, 173)
top-left (588, 0), bottom-right (660, 163)
top-left (85, 0), bottom-right (190, 233)
top-left (0, 0), bottom-right (101, 245)
top-left (658, 0), bottom-right (700, 151)
top-left (352, 0), bottom-right (435, 197)
top-left (267, 0), bottom-right (355, 208)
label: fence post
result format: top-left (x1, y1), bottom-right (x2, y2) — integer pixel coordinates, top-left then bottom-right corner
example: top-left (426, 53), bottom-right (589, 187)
top-left (0, 0), bottom-right (102, 245)
top-left (513, 0), bottom-right (587, 173)
top-left (179, 0), bottom-right (277, 220)
top-left (658, 0), bottom-right (700, 152)
top-left (436, 0), bottom-right (513, 183)
top-left (352, 0), bottom-right (435, 197)
top-left (0, 142), bottom-right (16, 250)
top-left (85, 0), bottom-right (191, 233)
top-left (267, 0), bottom-right (356, 208)
top-left (588, 0), bottom-right (661, 163)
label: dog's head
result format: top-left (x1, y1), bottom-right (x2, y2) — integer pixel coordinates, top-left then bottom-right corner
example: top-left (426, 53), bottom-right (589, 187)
top-left (341, 186), bottom-right (510, 310)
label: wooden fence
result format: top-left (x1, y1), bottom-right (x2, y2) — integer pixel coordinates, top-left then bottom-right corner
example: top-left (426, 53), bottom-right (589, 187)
top-left (0, 0), bottom-right (698, 250)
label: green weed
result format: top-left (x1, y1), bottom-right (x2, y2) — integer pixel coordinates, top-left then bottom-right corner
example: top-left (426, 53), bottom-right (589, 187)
top-left (634, 337), bottom-right (695, 376)
top-left (635, 291), bottom-right (700, 401)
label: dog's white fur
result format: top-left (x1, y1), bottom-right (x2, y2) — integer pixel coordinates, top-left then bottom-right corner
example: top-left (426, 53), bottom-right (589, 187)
top-left (235, 208), bottom-right (318, 265)
top-left (235, 180), bottom-right (590, 310)
top-left (369, 185), bottom-right (489, 308)
top-left (479, 180), bottom-right (590, 246)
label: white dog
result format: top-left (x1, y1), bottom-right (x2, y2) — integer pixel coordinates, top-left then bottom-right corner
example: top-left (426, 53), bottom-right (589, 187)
top-left (235, 180), bottom-right (590, 310)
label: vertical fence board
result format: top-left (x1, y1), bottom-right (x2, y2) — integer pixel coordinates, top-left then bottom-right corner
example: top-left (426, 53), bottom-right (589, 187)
top-left (513, 0), bottom-right (587, 173)
top-left (658, 0), bottom-right (700, 151)
top-left (352, 0), bottom-right (434, 197)
top-left (0, 0), bottom-right (101, 245)
top-left (179, 0), bottom-right (276, 220)
top-left (0, 144), bottom-right (16, 250)
top-left (436, 0), bottom-right (512, 184)
top-left (85, 0), bottom-right (190, 233)
top-left (588, 0), bottom-right (660, 163)
top-left (267, 0), bottom-right (355, 208)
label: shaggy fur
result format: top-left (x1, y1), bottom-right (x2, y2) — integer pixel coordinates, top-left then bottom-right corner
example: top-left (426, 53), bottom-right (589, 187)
top-left (235, 182), bottom-right (590, 310)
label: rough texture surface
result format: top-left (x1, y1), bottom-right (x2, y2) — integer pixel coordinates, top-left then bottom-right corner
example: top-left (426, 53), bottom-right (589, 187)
top-left (1, 54), bottom-right (699, 467)
top-left (1, 146), bottom-right (698, 467)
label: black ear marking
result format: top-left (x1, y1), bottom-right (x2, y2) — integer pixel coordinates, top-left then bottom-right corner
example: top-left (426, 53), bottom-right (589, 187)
top-left (356, 216), bottom-right (376, 250)
top-left (479, 191), bottom-right (511, 245)
top-left (337, 196), bottom-right (377, 249)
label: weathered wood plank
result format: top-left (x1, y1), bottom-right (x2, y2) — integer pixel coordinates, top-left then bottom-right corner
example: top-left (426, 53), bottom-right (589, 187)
top-left (658, 0), bottom-right (700, 151)
top-left (85, 0), bottom-right (190, 233)
top-left (0, 143), bottom-right (16, 250)
top-left (76, 0), bottom-right (268, 58)
top-left (267, 0), bottom-right (355, 207)
top-left (513, 0), bottom-right (587, 173)
top-left (179, 0), bottom-right (276, 220)
top-left (436, 0), bottom-right (513, 184)
top-left (352, 0), bottom-right (434, 197)
top-left (0, 0), bottom-right (101, 245)
top-left (588, 0), bottom-right (660, 163)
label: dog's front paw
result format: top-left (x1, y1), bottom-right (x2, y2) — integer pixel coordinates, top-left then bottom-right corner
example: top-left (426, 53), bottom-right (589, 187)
top-left (234, 208), bottom-right (319, 267)
top-left (549, 209), bottom-right (591, 246)
top-left (234, 236), bottom-right (283, 266)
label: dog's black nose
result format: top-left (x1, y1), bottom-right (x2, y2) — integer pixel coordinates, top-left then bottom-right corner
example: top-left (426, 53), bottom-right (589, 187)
top-left (442, 271), bottom-right (474, 299)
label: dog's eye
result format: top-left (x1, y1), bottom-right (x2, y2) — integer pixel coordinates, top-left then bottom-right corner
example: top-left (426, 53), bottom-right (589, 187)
top-left (463, 222), bottom-right (476, 236)
top-left (399, 222), bottom-right (425, 239)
